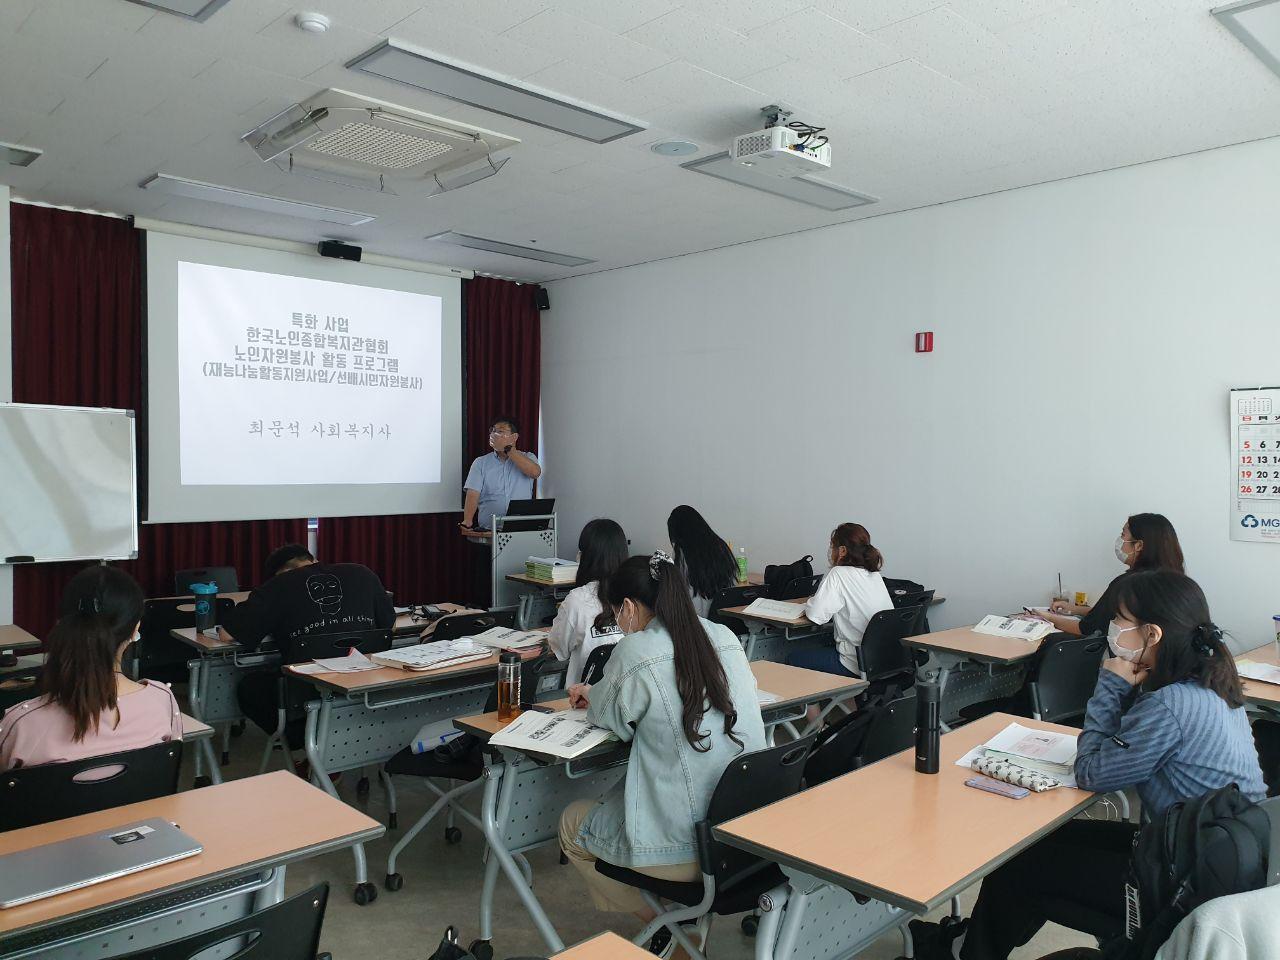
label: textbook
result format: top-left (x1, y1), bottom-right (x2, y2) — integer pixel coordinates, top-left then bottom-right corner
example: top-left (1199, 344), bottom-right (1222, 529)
top-left (955, 722), bottom-right (1078, 788)
top-left (1236, 659), bottom-right (1280, 686)
top-left (742, 597), bottom-right (808, 622)
top-left (972, 615), bottom-right (1055, 642)
top-left (370, 640), bottom-right (492, 672)
top-left (526, 557), bottom-right (579, 583)
top-left (488, 708), bottom-right (617, 759)
top-left (467, 626), bottom-right (546, 651)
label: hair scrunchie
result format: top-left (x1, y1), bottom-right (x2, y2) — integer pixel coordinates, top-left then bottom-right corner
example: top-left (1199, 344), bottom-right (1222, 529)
top-left (649, 549), bottom-right (674, 581)
top-left (76, 596), bottom-right (102, 614)
top-left (1192, 622), bottom-right (1222, 657)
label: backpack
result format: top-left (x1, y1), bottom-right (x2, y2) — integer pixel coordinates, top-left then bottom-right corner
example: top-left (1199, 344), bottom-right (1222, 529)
top-left (1114, 784), bottom-right (1270, 960)
top-left (764, 555), bottom-right (814, 597)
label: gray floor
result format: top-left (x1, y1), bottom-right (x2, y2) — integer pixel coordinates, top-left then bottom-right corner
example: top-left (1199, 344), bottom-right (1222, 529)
top-left (193, 726), bottom-right (1097, 960)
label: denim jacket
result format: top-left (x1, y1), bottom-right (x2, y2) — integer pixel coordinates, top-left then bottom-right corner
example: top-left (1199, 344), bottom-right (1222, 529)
top-left (576, 617), bottom-right (766, 868)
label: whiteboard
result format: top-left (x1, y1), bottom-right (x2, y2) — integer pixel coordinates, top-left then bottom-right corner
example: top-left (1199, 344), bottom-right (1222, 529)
top-left (0, 403), bottom-right (139, 563)
top-left (1230, 387), bottom-right (1280, 543)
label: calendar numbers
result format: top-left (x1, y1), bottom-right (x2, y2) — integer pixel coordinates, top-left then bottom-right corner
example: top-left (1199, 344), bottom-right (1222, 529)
top-left (1235, 395), bottom-right (1280, 502)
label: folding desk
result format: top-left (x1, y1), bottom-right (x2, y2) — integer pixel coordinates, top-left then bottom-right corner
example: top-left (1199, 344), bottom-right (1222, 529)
top-left (0, 626), bottom-right (41, 655)
top-left (714, 712), bottom-right (1095, 960)
top-left (902, 625), bottom-right (1041, 723)
top-left (1237, 643), bottom-right (1280, 719)
top-left (720, 597), bottom-right (832, 663)
top-left (449, 663), bottom-right (867, 955)
top-left (178, 713), bottom-right (220, 786)
top-left (552, 932), bottom-right (652, 959)
top-left (0, 772), bottom-right (382, 960)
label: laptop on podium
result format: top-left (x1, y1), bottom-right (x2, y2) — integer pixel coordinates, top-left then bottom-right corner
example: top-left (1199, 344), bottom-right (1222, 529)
top-left (498, 498), bottom-right (555, 533)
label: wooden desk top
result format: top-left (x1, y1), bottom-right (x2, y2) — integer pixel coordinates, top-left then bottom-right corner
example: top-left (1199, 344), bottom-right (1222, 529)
top-left (722, 598), bottom-right (811, 627)
top-left (286, 650), bottom-right (507, 695)
top-left (170, 626), bottom-right (241, 652)
top-left (1237, 643), bottom-right (1280, 708)
top-left (714, 712), bottom-right (1094, 914)
top-left (553, 933), bottom-right (651, 959)
top-left (904, 624), bottom-right (1046, 665)
top-left (507, 572), bottom-right (576, 588)
top-left (454, 662), bottom-right (864, 740)
top-left (0, 625), bottom-right (41, 652)
top-left (0, 771), bottom-right (383, 939)
top-left (181, 713), bottom-right (213, 740)
top-left (152, 592), bottom-right (250, 606)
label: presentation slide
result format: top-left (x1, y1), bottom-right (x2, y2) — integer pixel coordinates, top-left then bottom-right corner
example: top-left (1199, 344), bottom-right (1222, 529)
top-left (145, 230), bottom-right (463, 524)
top-left (178, 262), bottom-right (441, 486)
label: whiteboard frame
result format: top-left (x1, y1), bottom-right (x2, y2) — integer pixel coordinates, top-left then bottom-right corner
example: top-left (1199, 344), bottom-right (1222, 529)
top-left (0, 402), bottom-right (140, 563)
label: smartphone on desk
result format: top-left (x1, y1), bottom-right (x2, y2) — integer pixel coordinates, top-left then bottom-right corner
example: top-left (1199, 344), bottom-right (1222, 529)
top-left (965, 775), bottom-right (1030, 799)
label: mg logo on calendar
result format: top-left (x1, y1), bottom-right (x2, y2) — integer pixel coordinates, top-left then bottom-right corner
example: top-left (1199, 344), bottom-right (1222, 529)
top-left (1241, 514), bottom-right (1280, 529)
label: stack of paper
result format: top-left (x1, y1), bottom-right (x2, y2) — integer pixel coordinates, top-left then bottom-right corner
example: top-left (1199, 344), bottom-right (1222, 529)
top-left (527, 557), bottom-right (579, 583)
top-left (1237, 660), bottom-right (1280, 686)
top-left (742, 597), bottom-right (808, 622)
top-left (489, 709), bottom-right (617, 759)
top-left (955, 722), bottom-right (1079, 788)
top-left (468, 626), bottom-right (546, 650)
top-left (973, 615), bottom-right (1055, 642)
top-left (292, 650), bottom-right (382, 675)
top-left (371, 640), bottom-right (492, 672)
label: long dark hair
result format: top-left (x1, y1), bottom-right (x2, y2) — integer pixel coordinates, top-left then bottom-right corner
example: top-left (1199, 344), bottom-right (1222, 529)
top-left (1115, 570), bottom-right (1244, 707)
top-left (575, 518), bottom-right (628, 589)
top-left (1127, 513), bottom-right (1185, 573)
top-left (604, 555), bottom-right (742, 752)
top-left (667, 505), bottom-right (737, 601)
top-left (830, 523), bottom-right (883, 572)
top-left (42, 565), bottom-right (145, 741)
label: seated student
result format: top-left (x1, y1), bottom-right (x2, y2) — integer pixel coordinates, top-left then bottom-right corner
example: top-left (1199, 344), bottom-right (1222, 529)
top-left (224, 544), bottom-right (395, 751)
top-left (1040, 513), bottom-right (1185, 637)
top-left (547, 518), bottom-right (629, 683)
top-left (1153, 885), bottom-right (1280, 960)
top-left (787, 523), bottom-right (893, 678)
top-left (667, 504), bottom-right (739, 618)
top-left (0, 566), bottom-right (181, 772)
top-left (932, 570), bottom-right (1267, 960)
top-left (558, 552), bottom-right (765, 953)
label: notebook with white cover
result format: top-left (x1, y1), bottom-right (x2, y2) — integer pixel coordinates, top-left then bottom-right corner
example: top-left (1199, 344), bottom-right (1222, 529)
top-left (468, 626), bottom-right (545, 650)
top-left (371, 640), bottom-right (492, 672)
top-left (742, 598), bottom-right (807, 622)
top-left (972, 615), bottom-right (1055, 642)
top-left (1237, 660), bottom-right (1280, 685)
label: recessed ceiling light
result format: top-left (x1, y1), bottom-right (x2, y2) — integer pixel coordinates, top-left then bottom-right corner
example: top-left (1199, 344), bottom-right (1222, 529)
top-left (122, 0), bottom-right (230, 21)
top-left (651, 140), bottom-right (699, 157)
top-left (2, 141), bottom-right (42, 167)
top-left (1214, 0), bottom-right (1280, 80)
top-left (295, 12), bottom-right (330, 34)
top-left (347, 39), bottom-right (646, 144)
top-left (140, 174), bottom-right (376, 225)
top-left (681, 152), bottom-right (877, 212)
top-left (425, 231), bottom-right (595, 267)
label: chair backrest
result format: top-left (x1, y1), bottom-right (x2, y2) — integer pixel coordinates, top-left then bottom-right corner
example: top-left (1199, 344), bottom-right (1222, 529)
top-left (173, 566), bottom-right (239, 595)
top-left (580, 642), bottom-right (619, 685)
top-left (1262, 796), bottom-right (1280, 886)
top-left (141, 596), bottom-right (236, 634)
top-left (857, 690), bottom-right (919, 767)
top-left (433, 612), bottom-right (501, 644)
top-left (1029, 633), bottom-right (1107, 723)
top-left (114, 882), bottom-right (329, 960)
top-left (883, 576), bottom-right (925, 599)
top-left (856, 606), bottom-right (922, 682)
top-left (773, 574), bottom-right (824, 601)
top-left (698, 733), bottom-right (817, 889)
top-left (138, 597), bottom-right (236, 681)
top-left (708, 584), bottom-right (769, 634)
top-left (290, 628), bottom-right (393, 661)
top-left (0, 740), bottom-right (183, 831)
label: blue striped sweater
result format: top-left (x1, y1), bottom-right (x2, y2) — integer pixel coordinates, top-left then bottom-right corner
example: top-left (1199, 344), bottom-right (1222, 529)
top-left (1075, 670), bottom-right (1266, 815)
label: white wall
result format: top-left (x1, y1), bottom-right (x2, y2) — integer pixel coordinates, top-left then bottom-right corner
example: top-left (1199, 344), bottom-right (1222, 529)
top-left (1, 187), bottom-right (12, 624)
top-left (543, 137), bottom-right (1280, 650)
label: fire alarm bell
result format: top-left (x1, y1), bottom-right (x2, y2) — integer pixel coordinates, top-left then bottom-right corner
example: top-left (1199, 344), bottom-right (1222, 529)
top-left (915, 332), bottom-right (934, 353)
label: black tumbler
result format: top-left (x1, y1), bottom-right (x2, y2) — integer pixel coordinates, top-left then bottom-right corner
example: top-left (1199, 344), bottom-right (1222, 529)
top-left (915, 673), bottom-right (941, 774)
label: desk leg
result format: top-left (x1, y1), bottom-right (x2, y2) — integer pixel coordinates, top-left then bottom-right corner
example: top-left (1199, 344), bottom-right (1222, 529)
top-left (188, 659), bottom-right (205, 784)
top-left (198, 737), bottom-right (224, 785)
top-left (478, 758), bottom-right (566, 955)
top-left (253, 866), bottom-right (288, 910)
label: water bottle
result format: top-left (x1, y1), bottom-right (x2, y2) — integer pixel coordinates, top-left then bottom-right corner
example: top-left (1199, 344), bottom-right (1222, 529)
top-left (915, 673), bottom-right (941, 774)
top-left (735, 545), bottom-right (749, 584)
top-left (192, 582), bottom-right (218, 632)
top-left (497, 652), bottom-right (522, 722)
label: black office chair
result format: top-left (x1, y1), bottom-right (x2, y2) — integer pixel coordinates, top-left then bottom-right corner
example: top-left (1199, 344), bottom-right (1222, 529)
top-left (772, 574), bottom-right (824, 601)
top-left (579, 642), bottom-right (619, 685)
top-left (173, 566), bottom-right (240, 595)
top-left (1029, 634), bottom-right (1107, 724)
top-left (708, 584), bottom-right (769, 637)
top-left (114, 882), bottom-right (331, 960)
top-left (893, 589), bottom-right (935, 634)
top-left (593, 733), bottom-right (817, 960)
top-left (258, 628), bottom-right (394, 775)
top-left (432, 612), bottom-right (501, 643)
top-left (857, 690), bottom-right (920, 767)
top-left (804, 689), bottom-right (918, 787)
top-left (855, 605), bottom-right (924, 703)
top-left (138, 596), bottom-right (235, 685)
top-left (0, 740), bottom-right (183, 831)
top-left (382, 654), bottom-right (569, 892)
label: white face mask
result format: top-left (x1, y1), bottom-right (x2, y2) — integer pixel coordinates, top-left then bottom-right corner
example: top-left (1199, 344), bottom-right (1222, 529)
top-left (1114, 536), bottom-right (1131, 564)
top-left (1107, 621), bottom-right (1151, 662)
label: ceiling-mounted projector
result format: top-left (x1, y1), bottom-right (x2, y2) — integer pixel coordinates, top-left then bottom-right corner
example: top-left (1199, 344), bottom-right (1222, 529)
top-left (730, 107), bottom-right (831, 179)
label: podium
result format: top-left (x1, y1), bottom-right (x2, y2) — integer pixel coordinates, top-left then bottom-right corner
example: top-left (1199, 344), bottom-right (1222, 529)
top-left (488, 510), bottom-right (557, 611)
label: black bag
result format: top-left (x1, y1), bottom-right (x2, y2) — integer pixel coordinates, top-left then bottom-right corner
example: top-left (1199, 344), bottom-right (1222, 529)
top-left (1114, 784), bottom-right (1270, 960)
top-left (803, 692), bottom-right (898, 786)
top-left (764, 555), bottom-right (814, 597)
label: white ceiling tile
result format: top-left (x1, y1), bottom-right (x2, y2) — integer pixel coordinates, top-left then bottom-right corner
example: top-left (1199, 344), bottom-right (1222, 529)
top-left (944, 0), bottom-right (1063, 35)
top-left (386, 11), bottom-right (565, 79)
top-left (678, 0), bottom-right (812, 34)
top-left (0, 50), bottom-right (85, 114)
top-left (624, 9), bottom-right (790, 81)
top-left (746, 10), bottom-right (902, 80)
top-left (995, 5), bottom-right (1132, 77)
top-left (738, 61), bottom-right (862, 119)
top-left (405, 0), bottom-right (549, 35)
top-left (817, 0), bottom-right (945, 33)
top-left (517, 61), bottom-right (662, 122)
top-left (504, 10), bottom-right (674, 82)
top-left (188, 59), bottom-right (320, 117)
top-left (547, 0), bottom-right (680, 34)
top-left (334, 0), bottom-right (433, 34)
top-left (0, 0), bottom-right (36, 33)
top-left (870, 7), bottom-right (1017, 80)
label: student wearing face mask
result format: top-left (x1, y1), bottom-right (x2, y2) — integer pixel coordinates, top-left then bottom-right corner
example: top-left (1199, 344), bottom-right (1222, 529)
top-left (557, 552), bottom-right (765, 954)
top-left (786, 523), bottom-right (894, 678)
top-left (0, 566), bottom-right (182, 772)
top-left (926, 570), bottom-right (1266, 960)
top-left (1038, 512), bottom-right (1185, 637)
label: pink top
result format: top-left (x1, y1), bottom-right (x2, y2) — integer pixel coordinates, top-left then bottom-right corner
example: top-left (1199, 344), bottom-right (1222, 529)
top-left (0, 680), bottom-right (183, 772)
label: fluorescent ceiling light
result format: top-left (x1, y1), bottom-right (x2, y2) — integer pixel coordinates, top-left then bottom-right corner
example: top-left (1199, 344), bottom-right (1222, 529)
top-left (1214, 0), bottom-right (1280, 79)
top-left (2, 141), bottom-right (42, 167)
top-left (425, 231), bottom-right (595, 267)
top-left (139, 174), bottom-right (376, 226)
top-left (348, 40), bottom-right (646, 144)
top-left (122, 0), bottom-right (230, 21)
top-left (681, 152), bottom-right (878, 212)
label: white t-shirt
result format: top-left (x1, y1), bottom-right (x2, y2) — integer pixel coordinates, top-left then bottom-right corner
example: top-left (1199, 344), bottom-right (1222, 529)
top-left (803, 566), bottom-right (894, 675)
top-left (546, 581), bottom-right (623, 683)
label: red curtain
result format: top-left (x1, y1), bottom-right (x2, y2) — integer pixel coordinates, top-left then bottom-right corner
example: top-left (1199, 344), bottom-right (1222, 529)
top-left (9, 203), bottom-right (306, 638)
top-left (316, 277), bottom-right (543, 603)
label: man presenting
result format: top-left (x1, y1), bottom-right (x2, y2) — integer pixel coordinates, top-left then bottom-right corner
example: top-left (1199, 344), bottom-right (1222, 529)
top-left (460, 415), bottom-right (541, 606)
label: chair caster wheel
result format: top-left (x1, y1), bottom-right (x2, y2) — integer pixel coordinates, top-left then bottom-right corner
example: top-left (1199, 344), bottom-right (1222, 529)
top-left (388, 812), bottom-right (399, 830)
top-left (193, 776), bottom-right (212, 788)
top-left (220, 751), bottom-right (230, 766)
top-left (467, 940), bottom-right (494, 960)
top-left (741, 914), bottom-right (759, 937)
top-left (353, 882), bottom-right (377, 905)
top-left (384, 873), bottom-right (403, 891)
top-left (230, 721), bottom-right (245, 738)
top-left (356, 776), bottom-right (370, 799)
top-left (445, 827), bottom-right (463, 845)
